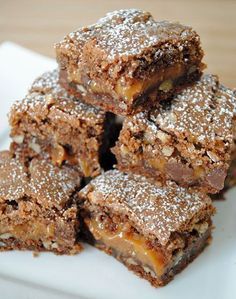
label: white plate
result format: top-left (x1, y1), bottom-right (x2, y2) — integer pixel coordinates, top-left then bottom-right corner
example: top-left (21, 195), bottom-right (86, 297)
top-left (0, 42), bottom-right (235, 299)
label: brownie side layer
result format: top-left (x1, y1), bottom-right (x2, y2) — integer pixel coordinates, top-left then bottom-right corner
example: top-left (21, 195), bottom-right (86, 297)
top-left (9, 70), bottom-right (108, 177)
top-left (0, 201), bottom-right (81, 255)
top-left (79, 204), bottom-right (212, 287)
top-left (112, 75), bottom-right (236, 193)
top-left (123, 229), bottom-right (211, 287)
top-left (0, 151), bottom-right (82, 254)
top-left (81, 216), bottom-right (211, 287)
top-left (58, 67), bottom-right (202, 115)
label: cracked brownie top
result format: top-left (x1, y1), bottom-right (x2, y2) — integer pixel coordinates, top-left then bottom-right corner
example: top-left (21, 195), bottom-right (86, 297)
top-left (0, 151), bottom-right (81, 210)
top-left (130, 74), bottom-right (236, 146)
top-left (56, 8), bottom-right (201, 63)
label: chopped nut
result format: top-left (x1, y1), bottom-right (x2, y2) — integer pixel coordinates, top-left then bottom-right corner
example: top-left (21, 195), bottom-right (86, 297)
top-left (158, 79), bottom-right (173, 92)
top-left (12, 135), bottom-right (24, 144)
top-left (77, 84), bottom-right (87, 95)
top-left (169, 112), bottom-right (177, 124)
top-left (195, 159), bottom-right (203, 166)
top-left (51, 144), bottom-right (66, 166)
top-left (29, 142), bottom-right (41, 154)
top-left (51, 242), bottom-right (59, 249)
top-left (143, 266), bottom-right (157, 278)
top-left (143, 131), bottom-right (155, 143)
top-left (119, 102), bottom-right (128, 110)
top-left (120, 144), bottom-right (129, 155)
top-left (126, 257), bottom-right (138, 266)
top-left (0, 233), bottom-right (13, 239)
top-left (207, 151), bottom-right (220, 162)
top-left (79, 159), bottom-right (91, 177)
top-left (45, 94), bottom-right (54, 104)
top-left (162, 146), bottom-right (174, 157)
top-left (42, 241), bottom-right (51, 249)
top-left (193, 222), bottom-right (208, 234)
top-left (187, 144), bottom-right (195, 153)
top-left (156, 131), bottom-right (171, 143)
top-left (173, 251), bottom-right (184, 266)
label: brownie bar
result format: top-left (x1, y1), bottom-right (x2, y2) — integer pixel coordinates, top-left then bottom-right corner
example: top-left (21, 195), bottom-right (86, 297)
top-left (78, 170), bottom-right (215, 287)
top-left (55, 9), bottom-right (204, 115)
top-left (9, 70), bottom-right (111, 177)
top-left (112, 75), bottom-right (236, 193)
top-left (0, 151), bottom-right (82, 254)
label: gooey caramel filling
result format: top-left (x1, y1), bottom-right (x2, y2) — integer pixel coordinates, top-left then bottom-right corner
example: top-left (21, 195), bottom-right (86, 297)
top-left (85, 218), bottom-right (167, 276)
top-left (69, 63), bottom-right (192, 102)
top-left (0, 221), bottom-right (55, 241)
top-left (114, 64), bottom-right (185, 102)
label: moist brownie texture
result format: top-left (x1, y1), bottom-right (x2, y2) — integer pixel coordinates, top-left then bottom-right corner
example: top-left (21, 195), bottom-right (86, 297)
top-left (55, 9), bottom-right (204, 115)
top-left (78, 170), bottom-right (215, 287)
top-left (9, 70), bottom-right (110, 177)
top-left (112, 75), bottom-right (236, 193)
top-left (0, 151), bottom-right (82, 254)
top-left (211, 151), bottom-right (236, 200)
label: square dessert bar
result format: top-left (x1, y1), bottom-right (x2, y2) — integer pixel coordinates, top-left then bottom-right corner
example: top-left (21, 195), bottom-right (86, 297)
top-left (55, 9), bottom-right (204, 115)
top-left (78, 170), bottom-right (215, 287)
top-left (113, 75), bottom-right (236, 193)
top-left (9, 70), bottom-right (110, 177)
top-left (0, 151), bottom-right (82, 254)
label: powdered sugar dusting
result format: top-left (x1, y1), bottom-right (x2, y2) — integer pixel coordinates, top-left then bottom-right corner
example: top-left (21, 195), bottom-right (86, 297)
top-left (0, 152), bottom-right (81, 210)
top-left (132, 75), bottom-right (235, 144)
top-left (56, 9), bottom-right (197, 61)
top-left (0, 152), bottom-right (27, 201)
top-left (80, 170), bottom-right (212, 245)
top-left (28, 159), bottom-right (81, 209)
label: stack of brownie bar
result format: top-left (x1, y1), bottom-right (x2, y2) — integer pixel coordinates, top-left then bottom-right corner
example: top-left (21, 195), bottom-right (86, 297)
top-left (1, 9), bottom-right (236, 287)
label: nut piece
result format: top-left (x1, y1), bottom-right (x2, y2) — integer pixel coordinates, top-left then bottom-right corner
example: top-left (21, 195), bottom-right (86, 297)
top-left (158, 79), bottom-right (173, 92)
top-left (156, 131), bottom-right (171, 143)
top-left (143, 266), bottom-right (157, 278)
top-left (193, 222), bottom-right (209, 234)
top-left (144, 131), bottom-right (155, 143)
top-left (51, 144), bottom-right (66, 166)
top-left (207, 151), bottom-right (220, 162)
top-left (77, 84), bottom-right (87, 95)
top-left (12, 135), bottom-right (24, 144)
top-left (162, 146), bottom-right (174, 157)
top-left (126, 257), bottom-right (138, 266)
top-left (42, 241), bottom-right (51, 250)
top-left (79, 159), bottom-right (91, 177)
top-left (120, 144), bottom-right (129, 155)
top-left (29, 142), bottom-right (41, 154)
top-left (51, 242), bottom-right (59, 249)
top-left (0, 233), bottom-right (13, 239)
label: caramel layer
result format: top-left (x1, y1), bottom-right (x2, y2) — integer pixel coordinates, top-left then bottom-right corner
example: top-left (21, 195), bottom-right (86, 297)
top-left (85, 218), bottom-right (166, 276)
top-left (68, 63), bottom-right (192, 102)
top-left (0, 221), bottom-right (55, 241)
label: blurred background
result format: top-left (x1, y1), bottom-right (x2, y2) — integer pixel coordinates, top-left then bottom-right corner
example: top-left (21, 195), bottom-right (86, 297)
top-left (0, 0), bottom-right (235, 87)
